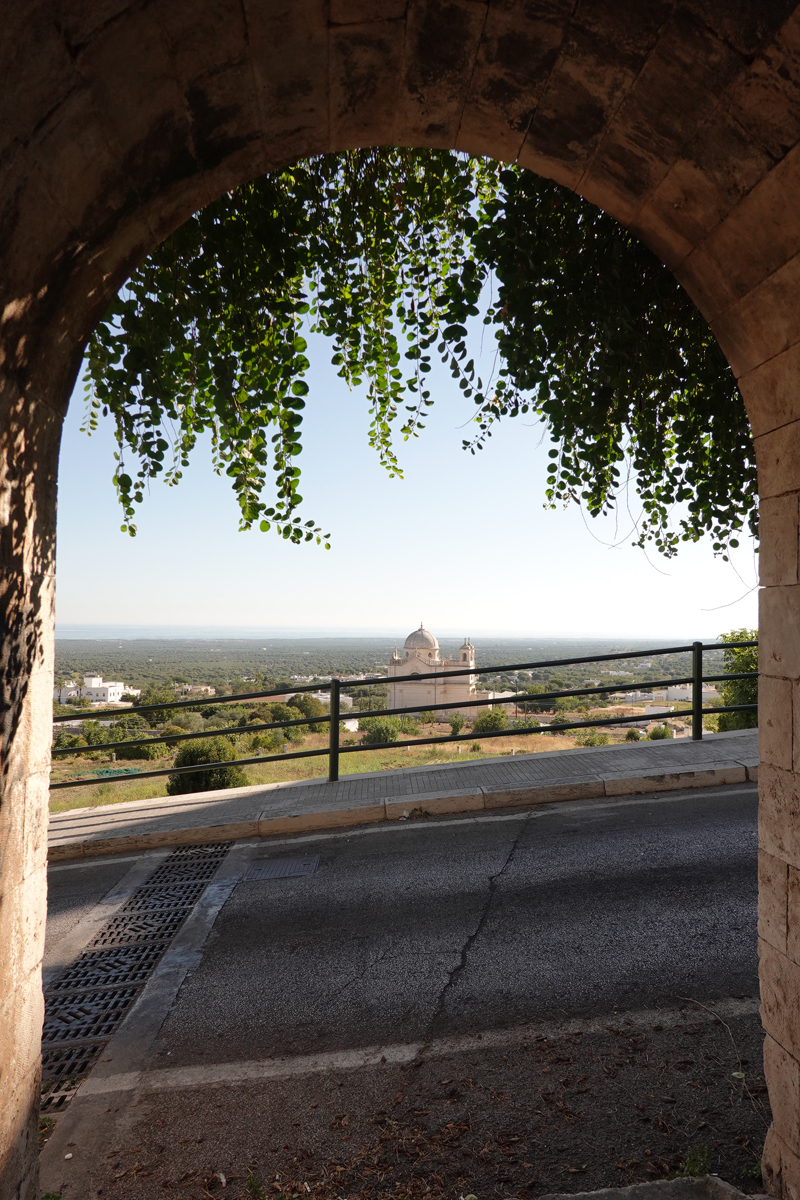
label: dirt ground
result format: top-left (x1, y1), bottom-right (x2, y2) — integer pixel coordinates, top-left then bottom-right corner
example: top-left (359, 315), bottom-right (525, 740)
top-left (45, 1004), bottom-right (769, 1200)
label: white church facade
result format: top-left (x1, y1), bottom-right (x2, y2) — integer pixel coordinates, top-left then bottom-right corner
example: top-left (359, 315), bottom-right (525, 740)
top-left (387, 625), bottom-right (477, 717)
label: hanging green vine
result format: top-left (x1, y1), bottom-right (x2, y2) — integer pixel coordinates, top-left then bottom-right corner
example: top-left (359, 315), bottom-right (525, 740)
top-left (84, 149), bottom-right (755, 558)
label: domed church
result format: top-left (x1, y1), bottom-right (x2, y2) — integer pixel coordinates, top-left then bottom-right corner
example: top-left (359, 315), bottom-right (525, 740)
top-left (387, 625), bottom-right (477, 717)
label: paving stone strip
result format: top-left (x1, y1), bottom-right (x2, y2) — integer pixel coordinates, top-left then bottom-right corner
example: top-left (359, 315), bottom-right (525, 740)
top-left (48, 731), bottom-right (759, 861)
top-left (40, 842), bottom-right (233, 1113)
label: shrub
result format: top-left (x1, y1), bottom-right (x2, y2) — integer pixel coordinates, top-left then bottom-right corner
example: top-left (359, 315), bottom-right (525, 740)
top-left (647, 724), bottom-right (671, 740)
top-left (472, 707), bottom-right (508, 733)
top-left (625, 728), bottom-right (643, 741)
top-left (245, 703), bottom-right (275, 723)
top-left (359, 716), bottom-right (401, 745)
top-left (420, 710), bottom-right (436, 726)
top-left (576, 729), bottom-right (609, 746)
top-left (81, 719), bottom-right (114, 746)
top-left (247, 730), bottom-right (282, 753)
top-left (399, 716), bottom-right (420, 734)
top-left (170, 711), bottom-right (204, 732)
top-left (162, 724), bottom-right (188, 738)
top-left (167, 737), bottom-right (248, 795)
top-left (449, 713), bottom-right (465, 736)
top-left (53, 730), bottom-right (86, 751)
top-left (470, 742), bottom-right (482, 752)
top-left (116, 738), bottom-right (167, 760)
top-left (112, 713), bottom-right (150, 732)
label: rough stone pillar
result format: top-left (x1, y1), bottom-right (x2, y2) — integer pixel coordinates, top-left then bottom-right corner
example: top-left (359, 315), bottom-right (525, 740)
top-left (740, 345), bottom-right (800, 1198)
top-left (0, 347), bottom-right (73, 1199)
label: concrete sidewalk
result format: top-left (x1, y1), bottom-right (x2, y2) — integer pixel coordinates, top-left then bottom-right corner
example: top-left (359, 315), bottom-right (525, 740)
top-left (48, 729), bottom-right (759, 861)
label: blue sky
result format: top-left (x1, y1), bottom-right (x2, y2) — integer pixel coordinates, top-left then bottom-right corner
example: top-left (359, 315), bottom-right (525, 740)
top-left (55, 332), bottom-right (759, 639)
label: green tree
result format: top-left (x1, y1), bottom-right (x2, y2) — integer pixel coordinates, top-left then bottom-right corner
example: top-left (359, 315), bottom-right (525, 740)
top-left (288, 692), bottom-right (328, 732)
top-left (519, 685), bottom-right (547, 713)
top-left (167, 737), bottom-right (248, 795)
top-left (449, 713), bottom-right (465, 736)
top-left (717, 627), bottom-right (758, 732)
top-left (135, 686), bottom-right (178, 727)
top-left (359, 716), bottom-right (401, 745)
top-left (647, 724), bottom-right (671, 740)
top-left (81, 720), bottom-right (124, 746)
top-left (472, 707), bottom-right (508, 733)
top-left (625, 728), bottom-right (643, 741)
top-left (85, 149), bottom-right (753, 560)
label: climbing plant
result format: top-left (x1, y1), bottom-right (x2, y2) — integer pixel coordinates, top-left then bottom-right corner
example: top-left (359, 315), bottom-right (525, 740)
top-left (84, 149), bottom-right (755, 558)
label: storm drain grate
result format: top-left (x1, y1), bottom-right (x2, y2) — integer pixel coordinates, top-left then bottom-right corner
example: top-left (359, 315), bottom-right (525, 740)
top-left (244, 855), bottom-right (320, 882)
top-left (40, 841), bottom-right (232, 1111)
top-left (86, 910), bottom-right (187, 947)
top-left (41, 1043), bottom-right (105, 1111)
top-left (43, 986), bottom-right (142, 1044)
top-left (119, 881), bottom-right (208, 912)
top-left (146, 859), bottom-right (223, 885)
top-left (46, 943), bottom-right (164, 994)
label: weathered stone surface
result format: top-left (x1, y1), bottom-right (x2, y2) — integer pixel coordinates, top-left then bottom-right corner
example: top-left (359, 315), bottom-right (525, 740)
top-left (761, 675), bottom-right (793, 770)
top-left (740, 344), bottom-right (800, 439)
top-left (760, 763), bottom-right (800, 864)
top-left (761, 586), bottom-right (800, 681)
top-left (766, 1033), bottom-right (800, 1159)
top-left (760, 850), bottom-right (789, 956)
top-left (765, 1119), bottom-right (800, 1200)
top-left (788, 866), bottom-right (800, 965)
top-left (761, 940), bottom-right (800, 1062)
top-left (761, 496), bottom-right (800, 588)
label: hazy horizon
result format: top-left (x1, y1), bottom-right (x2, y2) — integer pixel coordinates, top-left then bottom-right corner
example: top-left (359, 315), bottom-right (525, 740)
top-left (55, 623), bottom-right (733, 643)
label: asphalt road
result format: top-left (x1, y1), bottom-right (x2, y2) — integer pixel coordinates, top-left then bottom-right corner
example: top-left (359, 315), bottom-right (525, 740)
top-left (141, 784), bottom-right (760, 1065)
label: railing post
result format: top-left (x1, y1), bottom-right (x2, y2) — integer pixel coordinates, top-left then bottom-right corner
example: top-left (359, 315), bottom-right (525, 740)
top-left (329, 678), bottom-right (340, 783)
top-left (692, 641), bottom-right (703, 741)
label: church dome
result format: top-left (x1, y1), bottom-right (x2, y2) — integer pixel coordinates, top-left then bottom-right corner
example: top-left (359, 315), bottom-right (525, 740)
top-left (404, 624), bottom-right (439, 652)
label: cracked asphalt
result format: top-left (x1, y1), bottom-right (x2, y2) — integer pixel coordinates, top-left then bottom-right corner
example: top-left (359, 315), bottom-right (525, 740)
top-left (152, 784), bottom-right (758, 1067)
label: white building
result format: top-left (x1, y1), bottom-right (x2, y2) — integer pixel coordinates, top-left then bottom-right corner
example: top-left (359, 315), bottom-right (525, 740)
top-left (54, 673), bottom-right (141, 705)
top-left (387, 625), bottom-right (476, 717)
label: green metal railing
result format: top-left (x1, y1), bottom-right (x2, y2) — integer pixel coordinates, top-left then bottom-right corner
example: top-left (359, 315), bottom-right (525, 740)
top-left (50, 639), bottom-right (757, 790)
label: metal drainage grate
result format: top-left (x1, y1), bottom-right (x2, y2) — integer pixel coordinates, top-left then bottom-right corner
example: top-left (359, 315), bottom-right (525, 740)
top-left (244, 855), bottom-right (319, 882)
top-left (43, 987), bottom-right (142, 1044)
top-left (46, 943), bottom-right (164, 994)
top-left (41, 841), bottom-right (232, 1111)
top-left (41, 1043), bottom-right (105, 1111)
top-left (86, 910), bottom-right (188, 948)
top-left (120, 881), bottom-right (208, 912)
top-left (146, 859), bottom-right (223, 885)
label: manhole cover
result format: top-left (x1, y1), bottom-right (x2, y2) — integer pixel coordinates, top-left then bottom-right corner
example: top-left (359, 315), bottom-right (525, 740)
top-left (245, 855), bottom-right (319, 882)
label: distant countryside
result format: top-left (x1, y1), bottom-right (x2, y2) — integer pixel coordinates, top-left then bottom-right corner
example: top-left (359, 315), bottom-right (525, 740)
top-left (49, 634), bottom-right (746, 813)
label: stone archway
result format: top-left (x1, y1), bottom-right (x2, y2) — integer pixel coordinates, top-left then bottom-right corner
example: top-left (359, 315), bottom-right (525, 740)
top-left (4, 3), bottom-right (800, 1195)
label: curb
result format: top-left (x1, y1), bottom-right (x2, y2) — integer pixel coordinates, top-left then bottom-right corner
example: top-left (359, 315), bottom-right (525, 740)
top-left (47, 759), bottom-right (757, 862)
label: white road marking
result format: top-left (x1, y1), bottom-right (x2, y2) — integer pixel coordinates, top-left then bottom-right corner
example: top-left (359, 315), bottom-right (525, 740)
top-left (48, 854), bottom-right (142, 873)
top-left (79, 996), bottom-right (760, 1096)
